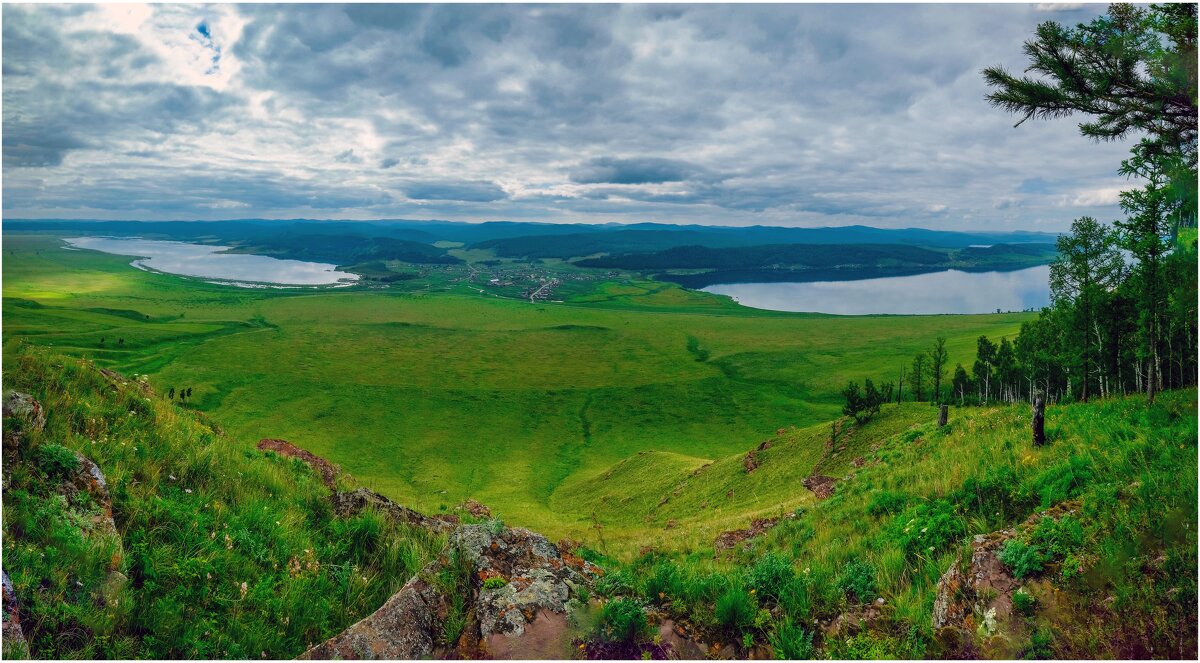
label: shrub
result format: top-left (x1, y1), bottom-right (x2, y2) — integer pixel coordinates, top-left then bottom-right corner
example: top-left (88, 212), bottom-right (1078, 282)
top-left (596, 598), bottom-right (650, 643)
top-left (747, 552), bottom-right (794, 602)
top-left (769, 619), bottom-right (816, 659)
top-left (35, 443), bottom-right (80, 480)
top-left (1012, 588), bottom-right (1036, 616)
top-left (837, 559), bottom-right (877, 603)
top-left (715, 588), bottom-right (756, 634)
top-left (999, 540), bottom-right (1046, 579)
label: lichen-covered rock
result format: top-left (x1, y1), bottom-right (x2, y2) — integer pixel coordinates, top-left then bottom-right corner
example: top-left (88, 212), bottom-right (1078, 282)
top-left (76, 453), bottom-right (116, 531)
top-left (300, 574), bottom-right (443, 660)
top-left (932, 501), bottom-right (1081, 656)
top-left (331, 487), bottom-right (459, 532)
top-left (301, 524), bottom-right (597, 659)
top-left (2, 569), bottom-right (28, 659)
top-left (3, 391), bottom-right (46, 433)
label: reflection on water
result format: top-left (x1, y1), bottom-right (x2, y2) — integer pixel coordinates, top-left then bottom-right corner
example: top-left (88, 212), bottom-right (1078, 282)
top-left (65, 237), bottom-right (359, 287)
top-left (702, 266), bottom-right (1050, 315)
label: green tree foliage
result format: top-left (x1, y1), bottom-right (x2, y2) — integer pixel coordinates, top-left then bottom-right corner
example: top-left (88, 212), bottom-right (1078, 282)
top-left (842, 379), bottom-right (886, 423)
top-left (1049, 217), bottom-right (1125, 401)
top-left (985, 3), bottom-right (1197, 404)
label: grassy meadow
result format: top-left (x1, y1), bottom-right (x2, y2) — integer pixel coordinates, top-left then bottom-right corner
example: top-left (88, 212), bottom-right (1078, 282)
top-left (4, 233), bottom-right (1034, 547)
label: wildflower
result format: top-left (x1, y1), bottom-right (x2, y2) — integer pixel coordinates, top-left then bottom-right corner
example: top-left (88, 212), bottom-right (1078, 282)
top-left (185, 488), bottom-right (193, 494)
top-left (169, 475), bottom-right (176, 481)
top-left (239, 581), bottom-right (248, 598)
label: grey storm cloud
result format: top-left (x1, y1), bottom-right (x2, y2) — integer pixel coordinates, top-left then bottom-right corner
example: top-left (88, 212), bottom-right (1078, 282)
top-left (1, 3), bottom-right (1136, 228)
top-left (569, 157), bottom-right (714, 185)
top-left (403, 180), bottom-right (508, 203)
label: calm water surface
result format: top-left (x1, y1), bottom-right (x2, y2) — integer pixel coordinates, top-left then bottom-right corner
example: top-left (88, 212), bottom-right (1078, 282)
top-left (703, 266), bottom-right (1050, 315)
top-left (65, 237), bottom-right (358, 287)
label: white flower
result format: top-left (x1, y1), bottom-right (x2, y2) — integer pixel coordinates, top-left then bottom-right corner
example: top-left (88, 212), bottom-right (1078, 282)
top-left (184, 488), bottom-right (193, 494)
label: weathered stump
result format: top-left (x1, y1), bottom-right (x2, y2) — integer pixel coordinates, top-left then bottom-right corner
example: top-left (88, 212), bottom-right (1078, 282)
top-left (1032, 394), bottom-right (1045, 446)
top-left (938, 404), bottom-right (948, 427)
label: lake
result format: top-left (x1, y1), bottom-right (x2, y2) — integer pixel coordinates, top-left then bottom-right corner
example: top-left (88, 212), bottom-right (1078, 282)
top-left (702, 265), bottom-right (1051, 315)
top-left (65, 237), bottom-right (359, 287)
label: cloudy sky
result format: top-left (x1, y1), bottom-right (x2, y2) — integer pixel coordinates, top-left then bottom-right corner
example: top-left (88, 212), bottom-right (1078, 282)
top-left (2, 2), bottom-right (1137, 229)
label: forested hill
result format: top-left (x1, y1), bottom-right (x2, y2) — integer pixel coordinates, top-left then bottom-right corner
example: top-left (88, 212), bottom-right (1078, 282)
top-left (575, 242), bottom-right (1057, 273)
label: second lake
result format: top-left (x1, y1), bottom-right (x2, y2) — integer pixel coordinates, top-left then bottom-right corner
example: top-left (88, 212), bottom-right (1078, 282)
top-left (702, 265), bottom-right (1051, 315)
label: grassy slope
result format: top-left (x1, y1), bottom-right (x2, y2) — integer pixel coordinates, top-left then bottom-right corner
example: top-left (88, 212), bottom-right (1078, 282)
top-left (597, 390), bottom-right (1197, 658)
top-left (1, 346), bottom-right (445, 659)
top-left (4, 233), bottom-right (1032, 543)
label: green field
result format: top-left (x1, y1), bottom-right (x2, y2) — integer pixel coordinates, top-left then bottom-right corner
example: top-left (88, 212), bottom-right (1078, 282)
top-left (2, 234), bottom-right (1034, 547)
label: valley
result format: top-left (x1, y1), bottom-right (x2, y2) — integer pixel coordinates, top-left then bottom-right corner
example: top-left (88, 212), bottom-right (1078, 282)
top-left (3, 231), bottom-right (1034, 547)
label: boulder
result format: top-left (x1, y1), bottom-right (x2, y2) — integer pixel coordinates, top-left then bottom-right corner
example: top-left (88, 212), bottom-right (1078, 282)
top-left (302, 524), bottom-right (598, 660)
top-left (932, 501), bottom-right (1081, 656)
top-left (67, 452), bottom-right (118, 538)
top-left (331, 488), bottom-right (458, 532)
top-left (3, 391), bottom-right (46, 433)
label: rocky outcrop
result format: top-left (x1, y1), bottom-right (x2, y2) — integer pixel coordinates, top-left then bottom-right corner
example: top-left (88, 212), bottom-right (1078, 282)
top-left (743, 439), bottom-right (774, 474)
top-left (302, 524), bottom-right (598, 660)
top-left (802, 474), bottom-right (838, 500)
top-left (257, 438), bottom-right (341, 489)
top-left (332, 487), bottom-right (459, 532)
top-left (932, 501), bottom-right (1081, 656)
top-left (714, 513), bottom-right (796, 556)
top-left (2, 570), bottom-right (28, 658)
top-left (3, 391), bottom-right (45, 434)
top-left (66, 452), bottom-right (118, 538)
top-left (457, 498), bottom-right (492, 519)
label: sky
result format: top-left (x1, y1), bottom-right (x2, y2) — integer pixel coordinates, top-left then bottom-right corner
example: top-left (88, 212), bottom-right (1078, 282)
top-left (1, 2), bottom-right (1139, 230)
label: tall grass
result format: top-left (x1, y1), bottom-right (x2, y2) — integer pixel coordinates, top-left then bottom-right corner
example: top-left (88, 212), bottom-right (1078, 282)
top-left (2, 346), bottom-right (445, 658)
top-left (605, 391), bottom-right (1197, 657)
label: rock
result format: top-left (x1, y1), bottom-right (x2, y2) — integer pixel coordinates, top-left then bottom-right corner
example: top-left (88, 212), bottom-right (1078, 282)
top-left (256, 438), bottom-right (340, 489)
top-left (332, 488), bottom-right (458, 532)
top-left (3, 392), bottom-right (44, 468)
top-left (2, 569), bottom-right (28, 658)
top-left (68, 452), bottom-right (118, 538)
top-left (802, 474), bottom-right (838, 500)
top-left (99, 571), bottom-right (128, 607)
top-left (303, 524), bottom-right (598, 660)
top-left (714, 514), bottom-right (795, 556)
top-left (932, 501), bottom-right (1081, 654)
top-left (3, 391), bottom-right (46, 433)
top-left (300, 573), bottom-right (443, 660)
top-left (457, 498), bottom-right (491, 519)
